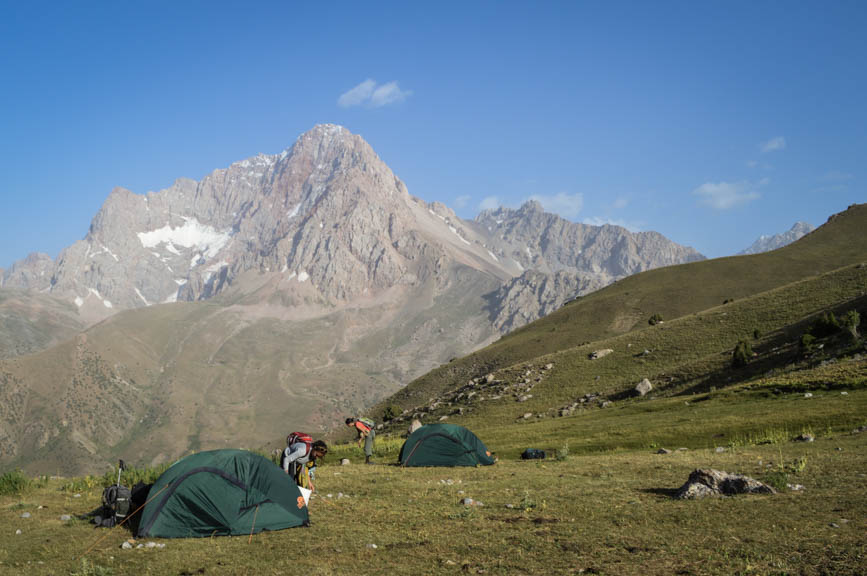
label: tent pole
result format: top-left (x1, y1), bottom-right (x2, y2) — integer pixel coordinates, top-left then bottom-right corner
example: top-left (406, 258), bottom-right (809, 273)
top-left (248, 505), bottom-right (260, 544)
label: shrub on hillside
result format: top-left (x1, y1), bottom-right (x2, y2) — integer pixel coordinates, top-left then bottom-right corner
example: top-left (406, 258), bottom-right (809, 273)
top-left (843, 309), bottom-right (860, 339)
top-left (0, 469), bottom-right (31, 495)
top-left (810, 312), bottom-right (840, 338)
top-left (732, 340), bottom-right (753, 367)
top-left (648, 313), bottom-right (664, 326)
top-left (799, 333), bottom-right (817, 355)
top-left (383, 404), bottom-right (402, 422)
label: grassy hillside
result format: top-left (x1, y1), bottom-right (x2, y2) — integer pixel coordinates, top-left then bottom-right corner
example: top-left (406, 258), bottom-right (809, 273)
top-left (0, 266), bottom-right (502, 476)
top-left (0, 289), bottom-right (90, 360)
top-left (381, 203), bottom-right (867, 415)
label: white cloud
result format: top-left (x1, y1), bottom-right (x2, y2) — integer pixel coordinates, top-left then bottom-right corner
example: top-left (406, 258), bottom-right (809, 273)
top-left (370, 81), bottom-right (411, 107)
top-left (760, 136), bottom-right (786, 153)
top-left (527, 192), bottom-right (584, 220)
top-left (337, 79), bottom-right (375, 108)
top-left (693, 179), bottom-right (766, 210)
top-left (454, 195), bottom-right (471, 209)
top-left (479, 196), bottom-right (501, 210)
top-left (612, 197), bottom-right (629, 210)
top-left (338, 79), bottom-right (411, 108)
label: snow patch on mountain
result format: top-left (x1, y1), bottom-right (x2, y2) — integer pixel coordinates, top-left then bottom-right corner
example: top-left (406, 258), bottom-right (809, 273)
top-left (137, 219), bottom-right (231, 259)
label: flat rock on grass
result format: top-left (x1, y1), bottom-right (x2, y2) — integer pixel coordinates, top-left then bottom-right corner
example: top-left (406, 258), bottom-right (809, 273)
top-left (676, 469), bottom-right (775, 499)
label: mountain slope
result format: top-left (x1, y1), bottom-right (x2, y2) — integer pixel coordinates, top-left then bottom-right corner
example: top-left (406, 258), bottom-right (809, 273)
top-left (0, 289), bottom-right (92, 360)
top-left (0, 125), bottom-right (704, 474)
top-left (380, 203), bottom-right (867, 414)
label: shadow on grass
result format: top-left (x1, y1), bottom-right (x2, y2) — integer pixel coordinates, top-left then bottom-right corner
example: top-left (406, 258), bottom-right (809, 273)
top-left (638, 487), bottom-right (680, 500)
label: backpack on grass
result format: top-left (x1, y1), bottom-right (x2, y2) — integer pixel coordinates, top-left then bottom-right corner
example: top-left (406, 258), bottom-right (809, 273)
top-left (521, 448), bottom-right (546, 460)
top-left (96, 484), bottom-right (131, 527)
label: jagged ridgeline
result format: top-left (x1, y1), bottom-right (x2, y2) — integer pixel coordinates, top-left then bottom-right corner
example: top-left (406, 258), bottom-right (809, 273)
top-left (0, 125), bottom-right (702, 475)
top-left (375, 204), bottom-right (867, 437)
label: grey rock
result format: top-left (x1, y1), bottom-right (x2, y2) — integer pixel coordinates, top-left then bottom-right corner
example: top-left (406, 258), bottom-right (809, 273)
top-left (438, 415), bottom-right (449, 421)
top-left (407, 418), bottom-right (421, 434)
top-left (656, 448), bottom-right (672, 454)
top-left (340, 458), bottom-right (351, 466)
top-left (786, 483), bottom-right (805, 491)
top-left (634, 378), bottom-right (653, 397)
top-left (715, 446), bottom-right (726, 453)
top-left (20, 512), bottom-right (30, 518)
top-left (676, 469), bottom-right (775, 499)
top-left (543, 363), bottom-right (554, 370)
top-left (590, 349), bottom-right (614, 360)
top-left (794, 433), bottom-right (815, 442)
top-left (600, 401), bottom-right (612, 408)
top-left (522, 412), bottom-right (533, 419)
top-left (15, 529), bottom-right (22, 535)
top-left (121, 542), bottom-right (133, 550)
top-left (60, 515), bottom-right (72, 521)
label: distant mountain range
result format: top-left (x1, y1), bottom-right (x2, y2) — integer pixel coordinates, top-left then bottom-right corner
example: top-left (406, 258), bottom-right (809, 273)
top-left (0, 125), bottom-right (703, 474)
top-left (739, 221), bottom-right (815, 255)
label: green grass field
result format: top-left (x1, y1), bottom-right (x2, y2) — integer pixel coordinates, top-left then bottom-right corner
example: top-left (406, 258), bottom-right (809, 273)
top-left (2, 386), bottom-right (865, 575)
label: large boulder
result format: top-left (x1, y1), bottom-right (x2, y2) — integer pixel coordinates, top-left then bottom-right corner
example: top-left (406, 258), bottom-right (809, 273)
top-left (407, 419), bottom-right (423, 435)
top-left (589, 349), bottom-right (613, 360)
top-left (676, 469), bottom-right (775, 499)
top-left (634, 378), bottom-right (653, 397)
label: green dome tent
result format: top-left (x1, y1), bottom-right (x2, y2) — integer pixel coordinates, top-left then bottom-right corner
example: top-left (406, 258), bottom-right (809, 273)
top-left (399, 423), bottom-right (496, 467)
top-left (137, 449), bottom-right (308, 538)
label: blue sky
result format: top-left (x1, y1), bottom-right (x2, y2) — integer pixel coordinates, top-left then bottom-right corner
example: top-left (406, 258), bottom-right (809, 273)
top-left (1, 1), bottom-right (864, 269)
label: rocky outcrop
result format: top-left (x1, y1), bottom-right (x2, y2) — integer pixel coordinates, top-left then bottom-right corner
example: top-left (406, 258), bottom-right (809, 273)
top-left (676, 469), bottom-right (776, 499)
top-left (487, 270), bottom-right (606, 332)
top-left (475, 201), bottom-right (704, 278)
top-left (739, 222), bottom-right (815, 255)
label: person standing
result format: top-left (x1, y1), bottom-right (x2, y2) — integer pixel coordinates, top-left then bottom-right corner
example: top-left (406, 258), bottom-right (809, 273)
top-left (346, 417), bottom-right (376, 464)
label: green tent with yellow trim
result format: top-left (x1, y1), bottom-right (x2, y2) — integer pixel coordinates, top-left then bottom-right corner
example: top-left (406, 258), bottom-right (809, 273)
top-left (137, 449), bottom-right (308, 538)
top-left (399, 423), bottom-right (496, 467)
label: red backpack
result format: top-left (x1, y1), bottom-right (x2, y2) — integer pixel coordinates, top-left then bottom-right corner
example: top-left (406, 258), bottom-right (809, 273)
top-left (287, 432), bottom-right (314, 457)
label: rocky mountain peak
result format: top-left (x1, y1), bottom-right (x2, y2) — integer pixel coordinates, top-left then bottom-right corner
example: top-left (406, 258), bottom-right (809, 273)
top-left (739, 221), bottom-right (815, 255)
top-left (2, 124), bottom-right (703, 330)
